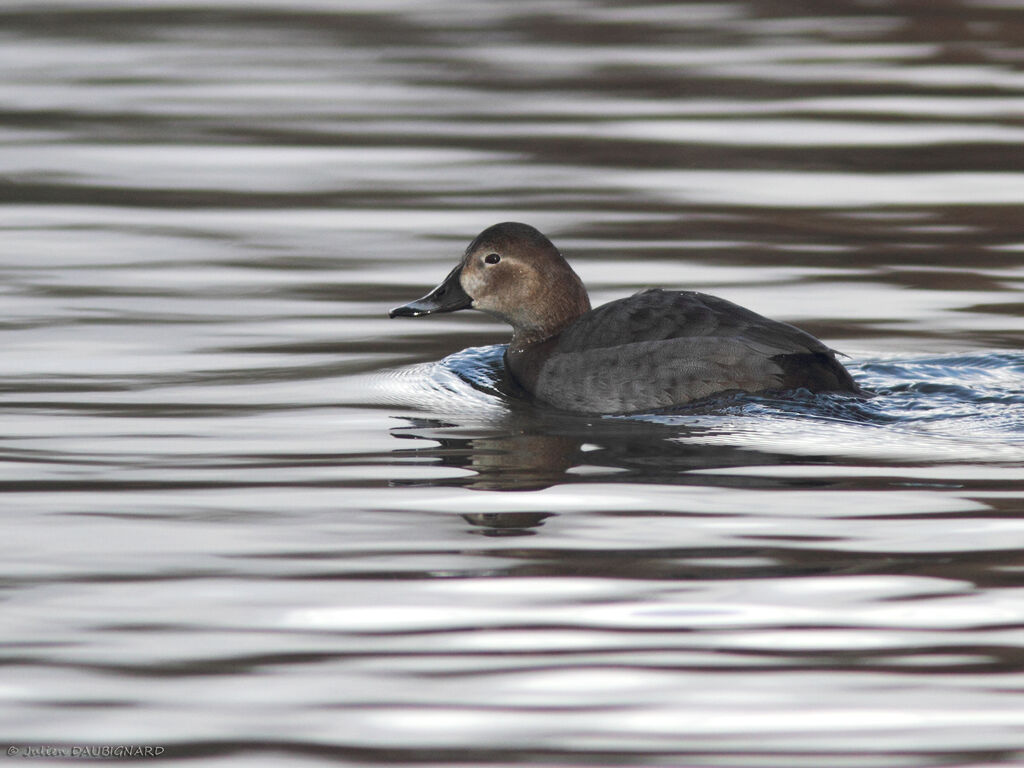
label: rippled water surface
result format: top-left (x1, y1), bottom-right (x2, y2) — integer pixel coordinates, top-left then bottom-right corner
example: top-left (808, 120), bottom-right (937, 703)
top-left (4, 1), bottom-right (1024, 766)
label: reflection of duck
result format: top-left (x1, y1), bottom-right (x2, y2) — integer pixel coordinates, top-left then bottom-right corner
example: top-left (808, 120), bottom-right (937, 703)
top-left (390, 414), bottom-right (830, 495)
top-left (392, 420), bottom-right (579, 491)
top-left (390, 222), bottom-right (862, 414)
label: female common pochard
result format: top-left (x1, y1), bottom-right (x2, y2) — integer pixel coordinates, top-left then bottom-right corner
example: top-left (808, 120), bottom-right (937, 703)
top-left (389, 222), bottom-right (861, 414)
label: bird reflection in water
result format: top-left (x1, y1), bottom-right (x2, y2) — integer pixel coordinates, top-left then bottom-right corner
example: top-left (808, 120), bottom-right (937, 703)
top-left (391, 419), bottom-right (581, 492)
top-left (389, 406), bottom-right (844, 537)
top-left (387, 342), bottom-right (876, 534)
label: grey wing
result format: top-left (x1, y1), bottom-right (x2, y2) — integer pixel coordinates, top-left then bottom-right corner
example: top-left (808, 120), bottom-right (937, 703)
top-left (538, 290), bottom-right (856, 413)
top-left (535, 337), bottom-right (790, 413)
top-left (558, 290), bottom-right (836, 356)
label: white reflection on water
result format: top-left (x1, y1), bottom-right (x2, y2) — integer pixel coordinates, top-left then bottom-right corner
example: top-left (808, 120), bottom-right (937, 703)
top-left (623, 170), bottom-right (1024, 207)
top-left (0, 146), bottom-right (517, 191)
top-left (595, 119), bottom-right (1024, 146)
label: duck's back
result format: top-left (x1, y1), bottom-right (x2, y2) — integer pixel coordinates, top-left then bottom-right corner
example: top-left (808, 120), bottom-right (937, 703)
top-left (510, 289), bottom-right (859, 413)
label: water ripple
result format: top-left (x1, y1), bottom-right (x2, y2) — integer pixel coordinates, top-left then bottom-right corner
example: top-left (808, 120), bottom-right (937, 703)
top-left (5, 1), bottom-right (1024, 766)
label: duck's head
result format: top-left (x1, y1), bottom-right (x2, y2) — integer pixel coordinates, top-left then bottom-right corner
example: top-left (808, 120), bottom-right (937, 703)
top-left (388, 222), bottom-right (591, 348)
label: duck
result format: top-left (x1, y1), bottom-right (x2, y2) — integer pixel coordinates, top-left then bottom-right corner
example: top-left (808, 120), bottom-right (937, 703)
top-left (389, 222), bottom-right (861, 414)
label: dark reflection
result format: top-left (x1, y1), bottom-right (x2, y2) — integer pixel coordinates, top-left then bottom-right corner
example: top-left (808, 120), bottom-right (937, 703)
top-left (391, 408), bottom-right (840, 495)
top-left (391, 418), bottom-right (582, 492)
top-left (461, 511), bottom-right (554, 536)
top-left (389, 413), bottom-right (783, 535)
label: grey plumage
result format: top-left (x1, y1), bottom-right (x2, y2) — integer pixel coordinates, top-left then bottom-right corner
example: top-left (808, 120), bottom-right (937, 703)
top-left (529, 289), bottom-right (857, 413)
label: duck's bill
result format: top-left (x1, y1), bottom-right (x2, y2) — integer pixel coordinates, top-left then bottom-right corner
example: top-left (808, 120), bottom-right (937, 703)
top-left (388, 266), bottom-right (472, 318)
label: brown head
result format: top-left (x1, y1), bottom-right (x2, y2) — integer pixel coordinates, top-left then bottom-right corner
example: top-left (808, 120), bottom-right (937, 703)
top-left (389, 222), bottom-right (592, 350)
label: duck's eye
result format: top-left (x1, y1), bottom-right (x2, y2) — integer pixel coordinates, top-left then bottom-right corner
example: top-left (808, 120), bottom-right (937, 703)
top-left (484, 253), bottom-right (501, 265)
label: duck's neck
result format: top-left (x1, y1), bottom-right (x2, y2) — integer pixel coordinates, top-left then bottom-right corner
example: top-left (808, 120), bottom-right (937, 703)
top-left (509, 279), bottom-right (591, 353)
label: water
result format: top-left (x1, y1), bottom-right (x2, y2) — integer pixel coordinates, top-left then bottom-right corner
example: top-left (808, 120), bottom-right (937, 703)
top-left (3, 1), bottom-right (1024, 765)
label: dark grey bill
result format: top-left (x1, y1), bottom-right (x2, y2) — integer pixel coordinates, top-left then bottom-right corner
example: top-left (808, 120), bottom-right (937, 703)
top-left (388, 265), bottom-right (472, 318)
